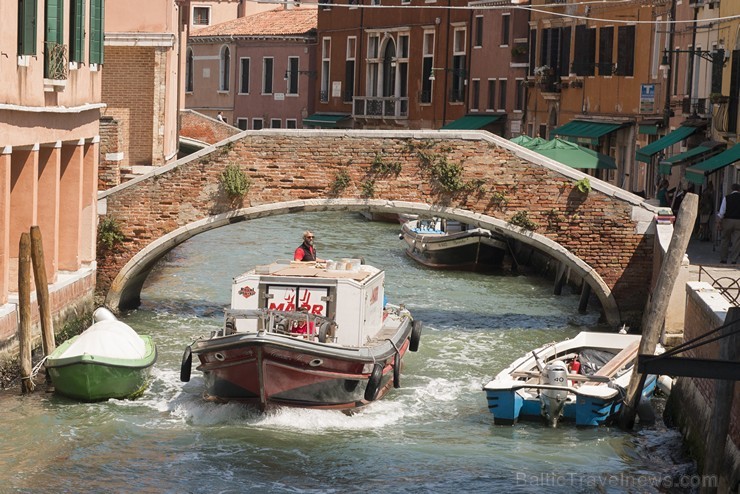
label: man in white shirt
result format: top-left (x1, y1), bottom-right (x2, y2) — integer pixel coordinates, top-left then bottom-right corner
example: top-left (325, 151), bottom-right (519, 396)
top-left (717, 183), bottom-right (740, 264)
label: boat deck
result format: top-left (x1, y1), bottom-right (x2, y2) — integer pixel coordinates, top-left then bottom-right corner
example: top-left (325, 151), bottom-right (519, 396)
top-left (254, 262), bottom-right (372, 281)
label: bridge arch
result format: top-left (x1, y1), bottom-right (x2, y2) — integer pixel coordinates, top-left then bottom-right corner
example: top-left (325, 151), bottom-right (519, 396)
top-left (106, 199), bottom-right (620, 324)
top-left (98, 129), bottom-right (658, 327)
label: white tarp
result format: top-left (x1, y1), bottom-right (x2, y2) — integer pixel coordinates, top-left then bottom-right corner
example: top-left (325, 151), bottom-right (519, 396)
top-left (59, 320), bottom-right (146, 359)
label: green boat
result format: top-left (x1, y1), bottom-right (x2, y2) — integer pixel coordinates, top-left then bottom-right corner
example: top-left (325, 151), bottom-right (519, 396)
top-left (45, 308), bottom-right (157, 401)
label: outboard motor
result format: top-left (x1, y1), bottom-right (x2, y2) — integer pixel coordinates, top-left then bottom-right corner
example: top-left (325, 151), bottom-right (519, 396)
top-left (540, 360), bottom-right (569, 427)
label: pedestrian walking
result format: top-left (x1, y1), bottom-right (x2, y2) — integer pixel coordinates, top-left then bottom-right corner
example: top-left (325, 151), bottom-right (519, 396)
top-left (718, 183), bottom-right (740, 264)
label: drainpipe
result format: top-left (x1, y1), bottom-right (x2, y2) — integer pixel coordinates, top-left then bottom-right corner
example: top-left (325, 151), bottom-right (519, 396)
top-left (662, 0), bottom-right (676, 130)
top-left (442, 0), bottom-right (451, 126)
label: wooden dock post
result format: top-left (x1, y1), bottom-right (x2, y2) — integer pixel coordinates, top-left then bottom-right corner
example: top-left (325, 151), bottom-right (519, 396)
top-left (701, 307), bottom-right (739, 494)
top-left (618, 193), bottom-right (698, 430)
top-left (578, 282), bottom-right (591, 313)
top-left (30, 226), bottom-right (55, 358)
top-left (18, 232), bottom-right (35, 394)
top-left (553, 263), bottom-right (567, 295)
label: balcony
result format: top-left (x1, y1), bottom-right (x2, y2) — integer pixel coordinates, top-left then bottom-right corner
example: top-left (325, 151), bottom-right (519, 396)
top-left (353, 96), bottom-right (409, 119)
top-left (44, 42), bottom-right (68, 81)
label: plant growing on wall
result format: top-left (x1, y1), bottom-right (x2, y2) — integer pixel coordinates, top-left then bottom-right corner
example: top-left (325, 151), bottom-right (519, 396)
top-left (220, 164), bottom-right (251, 198)
top-left (575, 177), bottom-right (592, 194)
top-left (509, 211), bottom-right (539, 231)
top-left (544, 208), bottom-right (563, 231)
top-left (331, 170), bottom-right (352, 194)
top-left (361, 179), bottom-right (376, 198)
top-left (371, 152), bottom-right (402, 176)
top-left (98, 216), bottom-right (125, 250)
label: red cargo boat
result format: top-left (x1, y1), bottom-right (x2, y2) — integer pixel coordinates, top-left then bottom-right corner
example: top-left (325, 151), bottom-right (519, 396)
top-left (180, 259), bottom-right (421, 411)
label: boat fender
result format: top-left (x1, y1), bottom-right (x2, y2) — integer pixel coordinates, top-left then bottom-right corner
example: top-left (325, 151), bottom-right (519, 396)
top-left (92, 307), bottom-right (117, 323)
top-left (364, 362), bottom-right (384, 401)
top-left (180, 346), bottom-right (192, 382)
top-left (318, 322), bottom-right (331, 343)
top-left (393, 351), bottom-right (401, 388)
top-left (409, 320), bottom-right (422, 352)
top-left (398, 233), bottom-right (404, 240)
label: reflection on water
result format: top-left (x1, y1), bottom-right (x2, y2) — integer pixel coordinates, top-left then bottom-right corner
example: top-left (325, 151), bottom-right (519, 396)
top-left (0, 212), bottom-right (694, 493)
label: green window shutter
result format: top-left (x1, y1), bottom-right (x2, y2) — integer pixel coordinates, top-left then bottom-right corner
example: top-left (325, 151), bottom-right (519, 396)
top-left (45, 0), bottom-right (63, 44)
top-left (18, 0), bottom-right (38, 55)
top-left (89, 0), bottom-right (104, 64)
top-left (70, 0), bottom-right (85, 62)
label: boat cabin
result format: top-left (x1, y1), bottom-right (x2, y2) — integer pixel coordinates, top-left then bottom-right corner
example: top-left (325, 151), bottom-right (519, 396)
top-left (230, 260), bottom-right (386, 347)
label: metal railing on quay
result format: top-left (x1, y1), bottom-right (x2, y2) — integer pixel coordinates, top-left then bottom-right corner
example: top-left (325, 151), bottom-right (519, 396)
top-left (698, 265), bottom-right (740, 306)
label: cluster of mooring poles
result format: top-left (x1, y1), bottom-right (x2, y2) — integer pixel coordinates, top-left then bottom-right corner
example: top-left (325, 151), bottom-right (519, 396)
top-left (17, 226), bottom-right (55, 394)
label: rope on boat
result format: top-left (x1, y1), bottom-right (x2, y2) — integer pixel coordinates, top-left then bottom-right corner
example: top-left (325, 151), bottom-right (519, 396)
top-left (31, 356), bottom-right (48, 378)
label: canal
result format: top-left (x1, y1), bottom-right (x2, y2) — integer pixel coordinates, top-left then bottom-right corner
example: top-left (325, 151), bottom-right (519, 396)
top-left (0, 212), bottom-right (696, 493)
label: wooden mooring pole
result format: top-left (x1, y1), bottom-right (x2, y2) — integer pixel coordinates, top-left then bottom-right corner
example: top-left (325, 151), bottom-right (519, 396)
top-left (30, 226), bottom-right (55, 358)
top-left (618, 193), bottom-right (698, 430)
top-left (18, 232), bottom-right (35, 394)
top-left (701, 307), bottom-right (740, 494)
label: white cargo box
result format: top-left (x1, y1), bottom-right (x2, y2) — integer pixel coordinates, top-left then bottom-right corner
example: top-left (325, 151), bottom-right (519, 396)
top-left (230, 261), bottom-right (385, 347)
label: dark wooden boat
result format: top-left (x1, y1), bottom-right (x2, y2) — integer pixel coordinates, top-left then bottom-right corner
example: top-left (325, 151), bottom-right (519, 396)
top-left (399, 217), bottom-right (511, 271)
top-left (180, 260), bottom-right (422, 411)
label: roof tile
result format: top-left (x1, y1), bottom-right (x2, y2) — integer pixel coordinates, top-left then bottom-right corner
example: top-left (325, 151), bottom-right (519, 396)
top-left (191, 7), bottom-right (317, 37)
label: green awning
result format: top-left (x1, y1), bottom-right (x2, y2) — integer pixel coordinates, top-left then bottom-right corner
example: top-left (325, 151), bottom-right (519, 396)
top-left (658, 145), bottom-right (712, 175)
top-left (528, 138), bottom-right (617, 170)
top-left (685, 144), bottom-right (740, 185)
top-left (441, 114), bottom-right (502, 130)
top-left (639, 124), bottom-right (659, 135)
top-left (635, 126), bottom-right (698, 163)
top-left (551, 120), bottom-right (624, 145)
top-left (510, 135), bottom-right (547, 149)
top-left (303, 113), bottom-right (351, 128)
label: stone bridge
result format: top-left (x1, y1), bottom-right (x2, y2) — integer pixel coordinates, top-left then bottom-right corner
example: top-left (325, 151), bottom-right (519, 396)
top-left (97, 130), bottom-right (659, 326)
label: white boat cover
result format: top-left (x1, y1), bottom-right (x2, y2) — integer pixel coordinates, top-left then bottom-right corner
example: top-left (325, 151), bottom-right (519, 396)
top-left (59, 320), bottom-right (147, 360)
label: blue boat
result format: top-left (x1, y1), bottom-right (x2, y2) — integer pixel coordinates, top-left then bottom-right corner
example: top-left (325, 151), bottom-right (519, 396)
top-left (483, 332), bottom-right (657, 427)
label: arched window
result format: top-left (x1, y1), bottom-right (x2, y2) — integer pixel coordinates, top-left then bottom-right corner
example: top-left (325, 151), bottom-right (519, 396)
top-left (186, 48), bottom-right (194, 92)
top-left (220, 45), bottom-right (231, 91)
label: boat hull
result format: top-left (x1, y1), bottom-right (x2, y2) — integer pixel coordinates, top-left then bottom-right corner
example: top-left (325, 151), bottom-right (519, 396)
top-left (485, 376), bottom-right (656, 426)
top-left (401, 221), bottom-right (509, 271)
top-left (193, 330), bottom-right (409, 410)
top-left (46, 335), bottom-right (157, 401)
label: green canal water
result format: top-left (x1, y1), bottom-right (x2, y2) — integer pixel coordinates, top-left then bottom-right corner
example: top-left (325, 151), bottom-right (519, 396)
top-left (0, 212), bottom-right (697, 493)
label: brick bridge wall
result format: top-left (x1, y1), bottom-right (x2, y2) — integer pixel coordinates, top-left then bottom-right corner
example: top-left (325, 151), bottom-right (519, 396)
top-left (180, 109), bottom-right (242, 145)
top-left (97, 130), bottom-right (655, 323)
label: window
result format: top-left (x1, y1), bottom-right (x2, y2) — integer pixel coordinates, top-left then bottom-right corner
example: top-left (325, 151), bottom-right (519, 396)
top-left (263, 57), bottom-right (273, 94)
top-left (322, 0), bottom-right (333, 10)
top-left (528, 29), bottom-right (537, 77)
top-left (271, 119), bottom-right (281, 128)
top-left (193, 6), bottom-right (210, 26)
top-left (616, 25), bottom-right (635, 76)
top-left (472, 80), bottom-right (480, 110)
top-left (559, 27), bottom-right (571, 78)
top-left (237, 118), bottom-right (248, 130)
top-left (599, 27), bottom-right (614, 75)
top-left (498, 79), bottom-right (507, 110)
top-left (321, 38), bottom-right (331, 102)
top-left (452, 28), bottom-right (466, 102)
top-left (18, 0), bottom-right (37, 55)
top-left (186, 49), bottom-right (194, 92)
top-left (515, 79), bottom-right (524, 111)
top-left (501, 14), bottom-right (510, 47)
top-left (239, 57), bottom-right (250, 94)
top-left (345, 37), bottom-right (356, 102)
top-left (475, 16), bottom-right (483, 48)
top-left (286, 119), bottom-right (297, 129)
top-left (421, 31), bottom-right (434, 103)
top-left (398, 33), bottom-right (409, 103)
top-left (573, 25), bottom-right (596, 76)
top-left (70, 0), bottom-right (85, 63)
top-left (253, 119), bottom-right (264, 130)
top-left (45, 0), bottom-right (64, 78)
top-left (287, 57), bottom-right (299, 95)
top-left (487, 79), bottom-right (495, 110)
top-left (89, 0), bottom-right (104, 64)
top-left (220, 46), bottom-right (231, 91)
top-left (539, 28), bottom-right (565, 75)
top-left (367, 34), bottom-right (379, 59)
